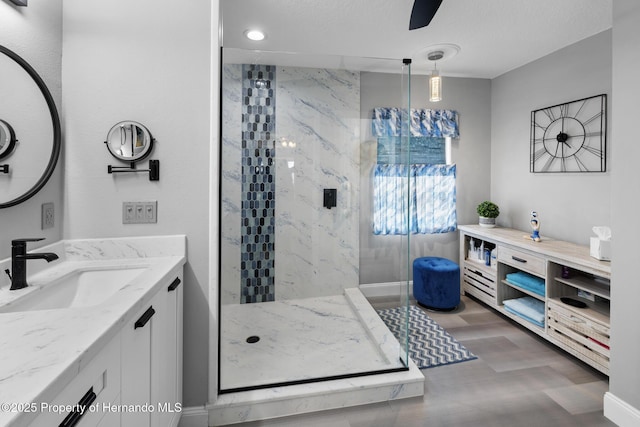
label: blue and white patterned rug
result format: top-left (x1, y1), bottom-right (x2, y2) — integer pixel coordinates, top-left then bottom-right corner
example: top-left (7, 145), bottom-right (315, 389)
top-left (377, 305), bottom-right (477, 369)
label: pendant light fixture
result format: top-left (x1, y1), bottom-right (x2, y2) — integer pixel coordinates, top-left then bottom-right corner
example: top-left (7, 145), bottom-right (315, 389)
top-left (428, 50), bottom-right (444, 102)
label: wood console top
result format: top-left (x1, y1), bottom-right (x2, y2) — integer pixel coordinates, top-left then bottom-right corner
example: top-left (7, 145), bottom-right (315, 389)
top-left (458, 225), bottom-right (611, 278)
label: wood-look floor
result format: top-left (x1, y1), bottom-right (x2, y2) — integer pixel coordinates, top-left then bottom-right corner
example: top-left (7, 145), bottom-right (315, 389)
top-left (228, 295), bottom-right (615, 427)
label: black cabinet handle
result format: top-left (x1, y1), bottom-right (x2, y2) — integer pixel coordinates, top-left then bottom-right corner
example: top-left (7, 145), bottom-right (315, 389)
top-left (134, 306), bottom-right (155, 329)
top-left (168, 277), bottom-right (181, 292)
top-left (59, 387), bottom-right (96, 427)
top-left (512, 256), bottom-right (527, 263)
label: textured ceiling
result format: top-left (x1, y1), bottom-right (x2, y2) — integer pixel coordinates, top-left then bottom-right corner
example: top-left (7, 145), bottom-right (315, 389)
top-left (221, 0), bottom-right (612, 78)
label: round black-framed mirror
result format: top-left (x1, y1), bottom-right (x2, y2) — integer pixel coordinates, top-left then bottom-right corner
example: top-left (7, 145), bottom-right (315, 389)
top-left (0, 119), bottom-right (17, 160)
top-left (0, 45), bottom-right (61, 209)
top-left (105, 121), bottom-right (154, 162)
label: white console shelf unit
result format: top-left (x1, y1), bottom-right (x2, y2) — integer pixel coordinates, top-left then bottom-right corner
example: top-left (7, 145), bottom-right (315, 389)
top-left (458, 225), bottom-right (611, 374)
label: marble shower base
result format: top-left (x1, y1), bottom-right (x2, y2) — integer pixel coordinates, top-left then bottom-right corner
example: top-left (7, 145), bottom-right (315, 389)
top-left (211, 288), bottom-right (424, 425)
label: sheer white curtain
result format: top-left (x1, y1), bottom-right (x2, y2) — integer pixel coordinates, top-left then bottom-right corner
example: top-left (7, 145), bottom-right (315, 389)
top-left (372, 164), bottom-right (457, 235)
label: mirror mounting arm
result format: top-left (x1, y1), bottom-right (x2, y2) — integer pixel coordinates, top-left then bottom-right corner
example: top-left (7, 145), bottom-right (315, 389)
top-left (107, 161), bottom-right (135, 172)
top-left (0, 165), bottom-right (8, 174)
top-left (107, 159), bottom-right (159, 181)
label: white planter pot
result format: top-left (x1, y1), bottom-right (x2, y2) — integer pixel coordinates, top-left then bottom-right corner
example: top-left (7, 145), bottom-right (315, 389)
top-left (479, 216), bottom-right (496, 228)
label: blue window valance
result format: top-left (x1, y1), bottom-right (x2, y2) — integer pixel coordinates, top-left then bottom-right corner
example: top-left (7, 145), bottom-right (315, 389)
top-left (372, 107), bottom-right (459, 138)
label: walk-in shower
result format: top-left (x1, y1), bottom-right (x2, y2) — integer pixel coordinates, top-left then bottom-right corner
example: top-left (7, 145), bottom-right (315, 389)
top-left (218, 49), bottom-right (414, 393)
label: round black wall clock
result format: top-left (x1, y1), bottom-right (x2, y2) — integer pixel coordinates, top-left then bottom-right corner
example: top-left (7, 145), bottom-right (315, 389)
top-left (530, 94), bottom-right (607, 173)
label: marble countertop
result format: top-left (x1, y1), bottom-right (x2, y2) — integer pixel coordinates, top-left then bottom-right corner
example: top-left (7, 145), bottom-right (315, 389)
top-left (0, 235), bottom-right (186, 427)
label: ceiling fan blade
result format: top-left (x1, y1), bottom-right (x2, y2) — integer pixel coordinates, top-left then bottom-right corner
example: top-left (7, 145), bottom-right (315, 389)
top-left (409, 0), bottom-right (443, 30)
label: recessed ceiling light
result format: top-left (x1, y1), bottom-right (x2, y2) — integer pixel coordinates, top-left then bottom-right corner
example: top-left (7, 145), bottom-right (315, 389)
top-left (244, 30), bottom-right (266, 41)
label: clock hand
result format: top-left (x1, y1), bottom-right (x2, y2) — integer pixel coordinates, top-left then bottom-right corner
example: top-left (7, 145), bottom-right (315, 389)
top-left (547, 136), bottom-right (572, 145)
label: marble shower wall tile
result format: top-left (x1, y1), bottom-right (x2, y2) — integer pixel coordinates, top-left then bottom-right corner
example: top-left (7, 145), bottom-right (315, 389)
top-left (275, 66), bottom-right (360, 299)
top-left (221, 65), bottom-right (361, 302)
top-left (221, 64), bottom-right (243, 304)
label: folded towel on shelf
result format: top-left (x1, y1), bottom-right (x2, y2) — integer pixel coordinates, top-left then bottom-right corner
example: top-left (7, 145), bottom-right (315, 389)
top-left (506, 271), bottom-right (545, 296)
top-left (504, 305), bottom-right (545, 328)
top-left (503, 296), bottom-right (545, 327)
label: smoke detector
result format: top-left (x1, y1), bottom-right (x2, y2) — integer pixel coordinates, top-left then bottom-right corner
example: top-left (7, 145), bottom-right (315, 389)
top-left (422, 44), bottom-right (460, 63)
top-left (427, 51), bottom-right (445, 61)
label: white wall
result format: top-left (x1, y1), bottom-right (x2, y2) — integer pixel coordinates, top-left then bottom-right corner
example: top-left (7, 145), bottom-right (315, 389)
top-left (61, 0), bottom-right (213, 407)
top-left (0, 0), bottom-right (63, 262)
top-left (359, 72), bottom-right (492, 284)
top-left (491, 30), bottom-right (612, 245)
top-left (608, 0), bottom-right (640, 421)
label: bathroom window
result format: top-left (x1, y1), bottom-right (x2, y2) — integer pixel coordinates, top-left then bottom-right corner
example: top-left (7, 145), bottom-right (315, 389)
top-left (372, 163), bottom-right (457, 235)
top-left (377, 136), bottom-right (452, 165)
top-left (371, 107), bottom-right (458, 235)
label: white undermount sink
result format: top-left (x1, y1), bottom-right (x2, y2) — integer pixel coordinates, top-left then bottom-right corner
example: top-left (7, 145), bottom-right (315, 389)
top-left (0, 267), bottom-right (147, 313)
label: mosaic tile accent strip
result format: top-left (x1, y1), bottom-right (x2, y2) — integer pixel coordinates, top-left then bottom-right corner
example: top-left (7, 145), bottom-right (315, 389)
top-left (241, 64), bottom-right (276, 303)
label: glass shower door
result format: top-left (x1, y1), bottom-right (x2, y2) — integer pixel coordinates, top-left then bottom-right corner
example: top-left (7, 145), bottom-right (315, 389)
top-left (397, 58), bottom-right (412, 368)
top-left (218, 49), bottom-right (411, 392)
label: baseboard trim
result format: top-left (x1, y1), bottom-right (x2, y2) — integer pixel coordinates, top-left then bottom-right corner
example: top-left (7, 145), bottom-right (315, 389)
top-left (178, 406), bottom-right (209, 427)
top-left (359, 281), bottom-right (413, 298)
top-left (604, 392), bottom-right (640, 427)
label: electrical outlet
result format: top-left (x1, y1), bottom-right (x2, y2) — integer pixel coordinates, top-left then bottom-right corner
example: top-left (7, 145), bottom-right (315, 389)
top-left (42, 202), bottom-right (54, 229)
top-left (122, 201), bottom-right (157, 224)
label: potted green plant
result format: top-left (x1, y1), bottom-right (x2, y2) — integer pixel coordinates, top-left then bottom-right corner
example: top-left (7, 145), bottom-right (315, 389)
top-left (477, 201), bottom-right (499, 228)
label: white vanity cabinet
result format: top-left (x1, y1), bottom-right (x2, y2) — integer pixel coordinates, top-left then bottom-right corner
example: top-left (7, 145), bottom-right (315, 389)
top-left (0, 235), bottom-right (187, 427)
top-left (121, 271), bottom-right (183, 427)
top-left (30, 335), bottom-right (121, 427)
top-left (120, 301), bottom-right (153, 426)
top-left (459, 225), bottom-right (611, 374)
top-left (28, 269), bottom-right (184, 427)
top-left (152, 275), bottom-right (183, 426)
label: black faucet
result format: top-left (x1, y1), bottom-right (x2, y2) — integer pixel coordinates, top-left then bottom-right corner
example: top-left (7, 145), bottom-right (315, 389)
top-left (10, 238), bottom-right (59, 291)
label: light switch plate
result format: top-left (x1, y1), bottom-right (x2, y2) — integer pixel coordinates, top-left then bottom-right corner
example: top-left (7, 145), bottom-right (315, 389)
top-left (123, 201), bottom-right (157, 224)
top-left (143, 201), bottom-right (157, 223)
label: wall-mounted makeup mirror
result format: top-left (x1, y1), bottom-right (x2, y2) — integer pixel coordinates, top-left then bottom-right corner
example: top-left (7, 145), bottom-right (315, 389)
top-left (0, 119), bottom-right (17, 159)
top-left (0, 119), bottom-right (16, 174)
top-left (105, 121), bottom-right (153, 161)
top-left (104, 121), bottom-right (159, 181)
top-left (0, 44), bottom-right (61, 208)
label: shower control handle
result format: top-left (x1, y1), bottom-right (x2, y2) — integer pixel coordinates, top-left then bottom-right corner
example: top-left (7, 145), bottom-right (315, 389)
top-left (323, 188), bottom-right (337, 209)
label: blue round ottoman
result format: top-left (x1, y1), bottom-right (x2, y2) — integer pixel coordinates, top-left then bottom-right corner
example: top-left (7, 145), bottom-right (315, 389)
top-left (413, 257), bottom-right (460, 311)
